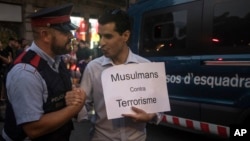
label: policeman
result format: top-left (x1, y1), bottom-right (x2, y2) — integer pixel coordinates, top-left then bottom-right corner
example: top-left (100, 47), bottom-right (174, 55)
top-left (1, 3), bottom-right (86, 141)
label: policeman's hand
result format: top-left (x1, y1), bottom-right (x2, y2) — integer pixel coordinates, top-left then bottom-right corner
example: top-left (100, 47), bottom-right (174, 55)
top-left (122, 106), bottom-right (156, 122)
top-left (65, 88), bottom-right (86, 110)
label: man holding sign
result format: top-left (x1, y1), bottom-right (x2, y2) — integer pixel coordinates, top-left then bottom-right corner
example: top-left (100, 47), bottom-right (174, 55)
top-left (78, 9), bottom-right (170, 141)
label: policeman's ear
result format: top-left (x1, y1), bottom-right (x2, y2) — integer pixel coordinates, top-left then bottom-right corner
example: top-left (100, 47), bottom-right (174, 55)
top-left (122, 30), bottom-right (130, 43)
top-left (39, 27), bottom-right (53, 43)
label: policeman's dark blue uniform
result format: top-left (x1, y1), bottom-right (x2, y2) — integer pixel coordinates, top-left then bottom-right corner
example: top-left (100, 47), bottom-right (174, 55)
top-left (1, 3), bottom-right (85, 141)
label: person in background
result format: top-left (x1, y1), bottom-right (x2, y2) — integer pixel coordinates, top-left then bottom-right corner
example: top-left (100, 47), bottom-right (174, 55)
top-left (77, 9), bottom-right (162, 141)
top-left (3, 38), bottom-right (16, 65)
top-left (76, 40), bottom-right (92, 74)
top-left (1, 3), bottom-right (86, 141)
top-left (16, 38), bottom-right (31, 55)
top-left (20, 38), bottom-right (31, 50)
top-left (64, 39), bottom-right (78, 68)
top-left (91, 42), bottom-right (102, 59)
top-left (0, 41), bottom-right (11, 101)
top-left (63, 39), bottom-right (81, 86)
top-left (0, 41), bottom-right (11, 66)
top-left (15, 39), bottom-right (24, 58)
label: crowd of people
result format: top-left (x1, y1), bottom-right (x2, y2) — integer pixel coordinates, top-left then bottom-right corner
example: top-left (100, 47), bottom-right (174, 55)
top-left (0, 3), bottom-right (164, 141)
top-left (0, 38), bottom-right (30, 101)
top-left (63, 39), bottom-right (93, 84)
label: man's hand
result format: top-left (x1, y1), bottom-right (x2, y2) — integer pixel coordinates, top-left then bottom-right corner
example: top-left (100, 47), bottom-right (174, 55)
top-left (122, 106), bottom-right (156, 122)
top-left (65, 88), bottom-right (86, 112)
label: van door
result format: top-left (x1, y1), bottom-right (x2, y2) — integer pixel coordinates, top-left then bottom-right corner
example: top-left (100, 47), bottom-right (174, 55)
top-left (199, 0), bottom-right (250, 125)
top-left (134, 1), bottom-right (203, 119)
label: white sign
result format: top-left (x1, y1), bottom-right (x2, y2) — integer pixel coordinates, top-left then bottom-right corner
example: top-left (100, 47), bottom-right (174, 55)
top-left (101, 62), bottom-right (170, 119)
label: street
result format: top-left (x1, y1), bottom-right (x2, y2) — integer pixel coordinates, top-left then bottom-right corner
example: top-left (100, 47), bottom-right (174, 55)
top-left (0, 120), bottom-right (229, 141)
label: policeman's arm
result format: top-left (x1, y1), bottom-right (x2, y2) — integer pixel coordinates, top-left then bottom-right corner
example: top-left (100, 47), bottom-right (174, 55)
top-left (22, 89), bottom-right (86, 139)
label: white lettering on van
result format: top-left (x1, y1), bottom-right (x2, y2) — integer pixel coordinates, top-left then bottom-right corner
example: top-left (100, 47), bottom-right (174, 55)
top-left (166, 73), bottom-right (250, 88)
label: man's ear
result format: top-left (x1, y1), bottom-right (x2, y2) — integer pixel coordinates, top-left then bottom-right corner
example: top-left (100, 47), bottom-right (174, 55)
top-left (39, 27), bottom-right (52, 43)
top-left (122, 30), bottom-right (131, 42)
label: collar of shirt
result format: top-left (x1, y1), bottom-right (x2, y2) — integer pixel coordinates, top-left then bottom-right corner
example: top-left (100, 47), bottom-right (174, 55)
top-left (101, 49), bottom-right (140, 66)
top-left (28, 42), bottom-right (61, 71)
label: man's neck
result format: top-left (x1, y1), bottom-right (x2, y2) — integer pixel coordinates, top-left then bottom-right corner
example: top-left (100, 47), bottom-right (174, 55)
top-left (112, 46), bottom-right (129, 65)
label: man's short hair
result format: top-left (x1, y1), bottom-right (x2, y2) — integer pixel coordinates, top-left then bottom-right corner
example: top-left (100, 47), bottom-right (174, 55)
top-left (98, 9), bottom-right (131, 35)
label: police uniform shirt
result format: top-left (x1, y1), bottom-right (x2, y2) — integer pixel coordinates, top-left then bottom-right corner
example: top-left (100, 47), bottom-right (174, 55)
top-left (2, 42), bottom-right (62, 140)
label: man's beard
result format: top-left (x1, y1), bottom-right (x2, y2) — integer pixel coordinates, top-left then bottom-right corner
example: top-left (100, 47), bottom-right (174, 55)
top-left (51, 37), bottom-right (72, 55)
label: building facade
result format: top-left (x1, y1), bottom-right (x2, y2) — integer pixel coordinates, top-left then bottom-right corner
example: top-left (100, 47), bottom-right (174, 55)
top-left (0, 0), bottom-right (136, 46)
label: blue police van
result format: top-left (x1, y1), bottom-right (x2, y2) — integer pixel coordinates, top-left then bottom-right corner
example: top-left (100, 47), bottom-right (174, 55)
top-left (128, 0), bottom-right (250, 138)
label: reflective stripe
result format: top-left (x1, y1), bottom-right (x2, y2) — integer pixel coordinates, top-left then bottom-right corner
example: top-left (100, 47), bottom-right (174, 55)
top-left (161, 114), bottom-right (229, 137)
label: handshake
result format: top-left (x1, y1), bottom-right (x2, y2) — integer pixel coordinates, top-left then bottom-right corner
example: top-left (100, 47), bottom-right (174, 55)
top-left (65, 87), bottom-right (86, 113)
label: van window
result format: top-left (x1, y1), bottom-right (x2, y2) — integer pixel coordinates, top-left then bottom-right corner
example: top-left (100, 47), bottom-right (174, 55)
top-left (139, 0), bottom-right (250, 56)
top-left (139, 1), bottom-right (203, 56)
top-left (141, 10), bottom-right (187, 55)
top-left (212, 0), bottom-right (250, 49)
